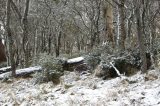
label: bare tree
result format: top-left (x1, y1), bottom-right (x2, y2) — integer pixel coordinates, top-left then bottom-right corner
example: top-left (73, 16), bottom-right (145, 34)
top-left (118, 0), bottom-right (126, 51)
top-left (104, 0), bottom-right (115, 48)
top-left (6, 0), bottom-right (16, 77)
top-left (135, 0), bottom-right (147, 73)
top-left (0, 38), bottom-right (7, 63)
top-left (22, 0), bottom-right (30, 67)
top-left (1, 0), bottom-right (159, 73)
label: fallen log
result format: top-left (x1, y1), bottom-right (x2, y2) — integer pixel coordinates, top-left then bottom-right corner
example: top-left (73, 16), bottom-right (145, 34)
top-left (0, 66), bottom-right (12, 74)
top-left (0, 66), bottom-right (42, 79)
top-left (67, 57), bottom-right (84, 64)
top-left (63, 57), bottom-right (84, 71)
top-left (95, 50), bottom-right (153, 79)
top-left (0, 57), bottom-right (84, 79)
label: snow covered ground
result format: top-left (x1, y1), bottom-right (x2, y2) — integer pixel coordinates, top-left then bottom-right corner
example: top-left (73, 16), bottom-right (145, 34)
top-left (0, 69), bottom-right (160, 106)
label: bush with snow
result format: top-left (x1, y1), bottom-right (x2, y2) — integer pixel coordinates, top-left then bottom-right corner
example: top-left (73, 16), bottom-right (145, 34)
top-left (84, 53), bottom-right (101, 72)
top-left (34, 53), bottom-right (65, 84)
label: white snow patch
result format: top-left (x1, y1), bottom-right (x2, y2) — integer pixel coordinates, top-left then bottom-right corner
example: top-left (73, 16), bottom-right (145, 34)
top-left (67, 57), bottom-right (84, 63)
top-left (0, 66), bottom-right (42, 79)
top-left (0, 69), bottom-right (160, 105)
top-left (0, 66), bottom-right (11, 71)
top-left (16, 66), bottom-right (42, 74)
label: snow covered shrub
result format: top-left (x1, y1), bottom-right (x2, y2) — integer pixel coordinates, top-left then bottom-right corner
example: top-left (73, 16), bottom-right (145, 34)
top-left (84, 52), bottom-right (101, 73)
top-left (34, 53), bottom-right (65, 84)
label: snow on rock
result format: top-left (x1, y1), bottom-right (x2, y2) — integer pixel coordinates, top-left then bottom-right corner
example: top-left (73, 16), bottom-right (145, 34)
top-left (67, 57), bottom-right (84, 63)
top-left (0, 69), bottom-right (160, 106)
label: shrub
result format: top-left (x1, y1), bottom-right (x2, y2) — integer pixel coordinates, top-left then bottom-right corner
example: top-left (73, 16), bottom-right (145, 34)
top-left (84, 52), bottom-right (101, 73)
top-left (34, 53), bottom-right (65, 84)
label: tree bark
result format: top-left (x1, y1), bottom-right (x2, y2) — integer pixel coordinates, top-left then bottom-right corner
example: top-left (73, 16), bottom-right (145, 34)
top-left (105, 0), bottom-right (115, 48)
top-left (119, 0), bottom-right (126, 51)
top-left (56, 31), bottom-right (62, 57)
top-left (6, 0), bottom-right (16, 77)
top-left (10, 0), bottom-right (30, 68)
top-left (135, 0), bottom-right (147, 73)
top-left (48, 33), bottom-right (52, 54)
top-left (22, 0), bottom-right (30, 67)
top-left (53, 30), bottom-right (62, 57)
top-left (0, 38), bottom-right (7, 63)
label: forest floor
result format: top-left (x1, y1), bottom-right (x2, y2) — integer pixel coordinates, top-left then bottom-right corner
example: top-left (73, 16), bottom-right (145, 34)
top-left (0, 68), bottom-right (160, 106)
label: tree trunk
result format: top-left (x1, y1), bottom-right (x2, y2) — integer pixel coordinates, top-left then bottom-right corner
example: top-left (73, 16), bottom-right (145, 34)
top-left (135, 0), bottom-right (147, 73)
top-left (53, 30), bottom-right (62, 57)
top-left (105, 0), bottom-right (115, 48)
top-left (6, 0), bottom-right (16, 77)
top-left (116, 0), bottom-right (120, 46)
top-left (56, 31), bottom-right (62, 57)
top-left (22, 0), bottom-right (30, 68)
top-left (150, 20), bottom-right (157, 68)
top-left (48, 33), bottom-right (52, 54)
top-left (0, 38), bottom-right (7, 63)
top-left (119, 0), bottom-right (126, 51)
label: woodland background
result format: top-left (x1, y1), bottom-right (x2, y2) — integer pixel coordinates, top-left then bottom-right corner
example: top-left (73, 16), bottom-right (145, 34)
top-left (0, 0), bottom-right (160, 77)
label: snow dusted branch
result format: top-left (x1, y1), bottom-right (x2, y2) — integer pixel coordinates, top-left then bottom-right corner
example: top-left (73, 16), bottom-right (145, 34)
top-left (109, 62), bottom-right (122, 78)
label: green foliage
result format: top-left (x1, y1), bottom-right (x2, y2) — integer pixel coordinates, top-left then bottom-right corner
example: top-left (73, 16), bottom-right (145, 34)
top-left (84, 52), bottom-right (101, 72)
top-left (35, 53), bottom-right (65, 84)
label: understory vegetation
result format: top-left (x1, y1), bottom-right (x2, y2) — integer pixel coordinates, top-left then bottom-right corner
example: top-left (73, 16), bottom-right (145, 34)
top-left (0, 0), bottom-right (160, 105)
